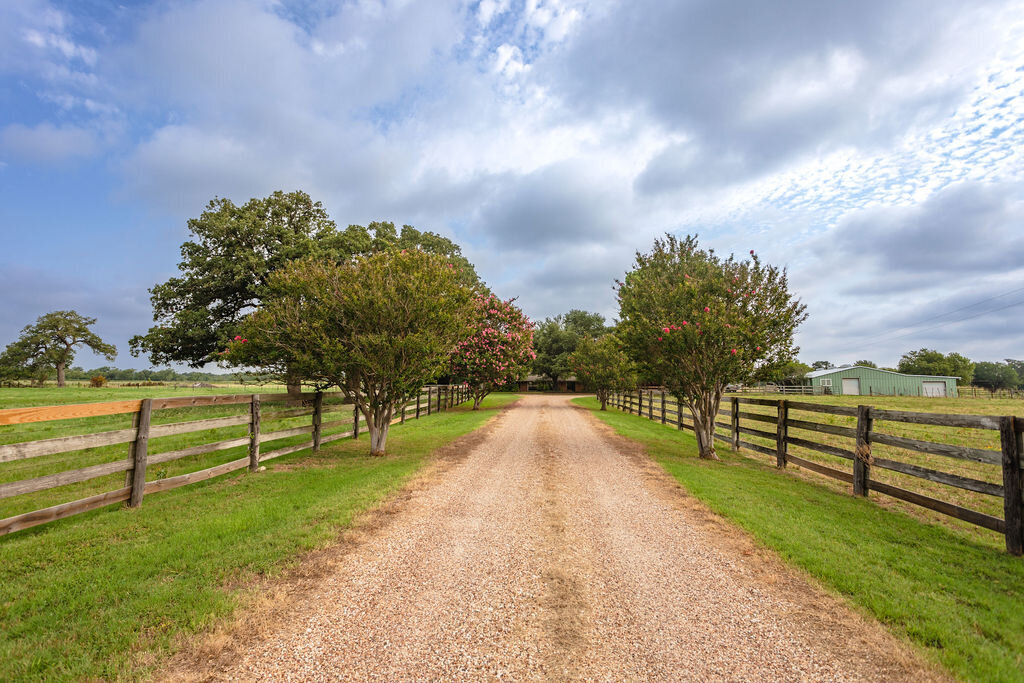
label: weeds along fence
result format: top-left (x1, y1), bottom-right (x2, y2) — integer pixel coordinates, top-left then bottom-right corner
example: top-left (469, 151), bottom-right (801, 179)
top-left (0, 384), bottom-right (469, 537)
top-left (610, 389), bottom-right (1024, 556)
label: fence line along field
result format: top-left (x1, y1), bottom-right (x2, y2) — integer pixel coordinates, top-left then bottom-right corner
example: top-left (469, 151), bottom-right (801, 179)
top-left (0, 385), bottom-right (470, 535)
top-left (610, 390), bottom-right (1024, 554)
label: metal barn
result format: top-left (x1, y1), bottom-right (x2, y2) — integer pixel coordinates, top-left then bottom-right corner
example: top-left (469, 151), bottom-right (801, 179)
top-left (805, 366), bottom-right (959, 397)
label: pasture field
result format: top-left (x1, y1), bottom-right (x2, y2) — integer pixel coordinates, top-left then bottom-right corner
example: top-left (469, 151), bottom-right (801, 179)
top-left (0, 394), bottom-right (519, 681)
top-left (0, 384), bottom-right (331, 521)
top-left (577, 396), bottom-right (1024, 682)
top-left (717, 392), bottom-right (1022, 548)
top-left (0, 382), bottom-right (285, 409)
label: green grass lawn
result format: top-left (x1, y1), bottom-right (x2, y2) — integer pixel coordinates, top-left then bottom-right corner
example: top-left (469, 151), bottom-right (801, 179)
top-left (576, 397), bottom-right (1024, 682)
top-left (0, 394), bottom-right (518, 681)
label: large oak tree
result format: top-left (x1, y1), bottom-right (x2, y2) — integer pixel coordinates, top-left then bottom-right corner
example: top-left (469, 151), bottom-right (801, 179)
top-left (0, 311), bottom-right (116, 386)
top-left (130, 190), bottom-right (480, 392)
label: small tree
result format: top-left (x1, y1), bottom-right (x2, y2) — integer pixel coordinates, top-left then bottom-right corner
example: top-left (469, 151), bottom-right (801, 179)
top-left (450, 294), bottom-right (535, 410)
top-left (973, 361), bottom-right (1020, 392)
top-left (568, 333), bottom-right (636, 410)
top-left (853, 359), bottom-right (877, 368)
top-left (898, 348), bottom-right (974, 385)
top-left (227, 250), bottom-right (475, 455)
top-left (0, 311), bottom-right (116, 387)
top-left (617, 235), bottom-right (807, 459)
top-left (531, 310), bottom-right (609, 386)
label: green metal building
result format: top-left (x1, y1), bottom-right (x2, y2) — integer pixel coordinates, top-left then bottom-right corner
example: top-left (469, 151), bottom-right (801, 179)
top-left (805, 366), bottom-right (959, 397)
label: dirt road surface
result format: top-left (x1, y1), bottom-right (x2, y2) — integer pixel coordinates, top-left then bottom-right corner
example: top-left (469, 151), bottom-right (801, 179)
top-left (172, 394), bottom-right (938, 681)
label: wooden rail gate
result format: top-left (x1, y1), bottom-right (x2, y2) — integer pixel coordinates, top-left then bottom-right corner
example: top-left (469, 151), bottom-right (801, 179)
top-left (610, 390), bottom-right (1024, 556)
top-left (0, 385), bottom-right (470, 536)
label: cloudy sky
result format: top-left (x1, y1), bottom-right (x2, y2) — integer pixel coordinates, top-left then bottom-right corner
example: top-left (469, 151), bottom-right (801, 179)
top-left (2, 0), bottom-right (1023, 370)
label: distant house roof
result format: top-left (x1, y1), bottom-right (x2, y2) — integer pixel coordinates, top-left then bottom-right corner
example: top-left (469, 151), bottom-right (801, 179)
top-left (805, 365), bottom-right (959, 379)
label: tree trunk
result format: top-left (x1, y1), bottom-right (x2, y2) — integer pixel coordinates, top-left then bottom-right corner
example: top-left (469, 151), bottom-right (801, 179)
top-left (369, 423), bottom-right (389, 455)
top-left (365, 404), bottom-right (393, 456)
top-left (56, 362), bottom-right (66, 388)
top-left (285, 364), bottom-right (302, 398)
top-left (690, 393), bottom-right (722, 460)
top-left (598, 390), bottom-right (608, 410)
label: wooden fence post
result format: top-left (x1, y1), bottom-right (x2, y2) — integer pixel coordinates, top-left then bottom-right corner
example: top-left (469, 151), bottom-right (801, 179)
top-left (999, 417), bottom-right (1023, 555)
top-left (312, 391), bottom-right (323, 452)
top-left (416, 392), bottom-right (421, 419)
top-left (854, 405), bottom-right (872, 496)
top-left (427, 387), bottom-right (432, 415)
top-left (437, 387), bottom-right (442, 413)
top-left (353, 405), bottom-right (360, 439)
top-left (776, 399), bottom-right (788, 468)
top-left (401, 399), bottom-right (406, 424)
top-left (638, 391), bottom-right (643, 417)
top-left (731, 397), bottom-right (740, 450)
top-left (648, 390), bottom-right (654, 420)
top-left (248, 394), bottom-right (261, 471)
top-left (127, 398), bottom-right (152, 508)
top-left (661, 391), bottom-right (666, 424)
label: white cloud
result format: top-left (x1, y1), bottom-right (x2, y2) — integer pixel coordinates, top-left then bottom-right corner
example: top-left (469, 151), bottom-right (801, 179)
top-left (0, 122), bottom-right (97, 163)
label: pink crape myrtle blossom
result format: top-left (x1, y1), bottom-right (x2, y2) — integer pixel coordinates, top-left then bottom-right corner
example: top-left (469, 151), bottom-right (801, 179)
top-left (450, 293), bottom-right (534, 409)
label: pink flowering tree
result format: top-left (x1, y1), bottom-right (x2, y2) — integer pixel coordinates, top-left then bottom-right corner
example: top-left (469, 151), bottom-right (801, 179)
top-left (617, 234), bottom-right (806, 460)
top-left (451, 294), bottom-right (535, 409)
top-left (568, 333), bottom-right (636, 410)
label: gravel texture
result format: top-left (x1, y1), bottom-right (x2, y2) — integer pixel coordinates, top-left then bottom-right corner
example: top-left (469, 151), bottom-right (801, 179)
top-left (171, 394), bottom-right (941, 681)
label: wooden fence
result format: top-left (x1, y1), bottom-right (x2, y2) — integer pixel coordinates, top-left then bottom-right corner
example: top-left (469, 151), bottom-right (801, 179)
top-left (610, 389), bottom-right (1024, 556)
top-left (0, 384), bottom-right (469, 537)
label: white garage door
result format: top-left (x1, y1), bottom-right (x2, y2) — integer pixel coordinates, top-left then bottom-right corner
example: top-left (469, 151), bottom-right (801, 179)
top-left (922, 381), bottom-right (947, 397)
top-left (841, 378), bottom-right (860, 395)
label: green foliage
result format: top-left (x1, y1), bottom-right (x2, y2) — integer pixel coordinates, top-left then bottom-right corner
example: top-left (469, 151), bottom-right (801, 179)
top-left (0, 311), bottom-right (116, 387)
top-left (531, 309), bottom-right (609, 384)
top-left (130, 189), bottom-right (481, 370)
top-left (854, 359), bottom-right (877, 368)
top-left (450, 294), bottom-right (535, 409)
top-left (972, 361), bottom-right (1020, 391)
top-left (617, 234), bottom-right (806, 459)
top-left (760, 359), bottom-right (812, 385)
top-left (1003, 359), bottom-right (1024, 389)
top-left (898, 348), bottom-right (975, 385)
top-left (567, 333), bottom-right (636, 409)
top-left (227, 250), bottom-right (476, 454)
top-left (811, 360), bottom-right (835, 370)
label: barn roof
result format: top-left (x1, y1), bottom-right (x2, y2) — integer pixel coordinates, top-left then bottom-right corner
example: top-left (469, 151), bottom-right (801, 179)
top-left (805, 365), bottom-right (959, 379)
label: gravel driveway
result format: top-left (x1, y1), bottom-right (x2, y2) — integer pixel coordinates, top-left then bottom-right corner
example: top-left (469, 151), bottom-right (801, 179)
top-left (172, 394), bottom-right (938, 681)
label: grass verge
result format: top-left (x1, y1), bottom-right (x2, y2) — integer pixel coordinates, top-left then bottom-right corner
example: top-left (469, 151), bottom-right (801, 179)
top-left (575, 397), bottom-right (1024, 682)
top-left (0, 394), bottom-right (517, 681)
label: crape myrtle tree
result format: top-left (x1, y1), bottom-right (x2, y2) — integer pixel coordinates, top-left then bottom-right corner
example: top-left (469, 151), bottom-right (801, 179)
top-left (224, 250), bottom-right (475, 455)
top-left (567, 333), bottom-right (636, 410)
top-left (450, 294), bottom-right (536, 410)
top-left (0, 311), bottom-right (116, 387)
top-left (617, 235), bottom-right (807, 460)
top-left (130, 190), bottom-right (480, 394)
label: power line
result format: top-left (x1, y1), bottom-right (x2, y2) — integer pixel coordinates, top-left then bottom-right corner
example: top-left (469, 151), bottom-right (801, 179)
top-left (839, 284), bottom-right (1024, 350)
top-left (851, 296), bottom-right (1024, 352)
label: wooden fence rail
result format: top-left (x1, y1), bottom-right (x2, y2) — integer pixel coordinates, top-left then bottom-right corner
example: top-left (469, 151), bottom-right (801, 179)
top-left (610, 389), bottom-right (1024, 556)
top-left (0, 384), bottom-right (470, 537)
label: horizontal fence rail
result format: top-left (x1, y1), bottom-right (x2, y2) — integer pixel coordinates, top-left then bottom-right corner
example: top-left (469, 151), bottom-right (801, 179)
top-left (610, 389), bottom-right (1024, 556)
top-left (0, 384), bottom-right (471, 537)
